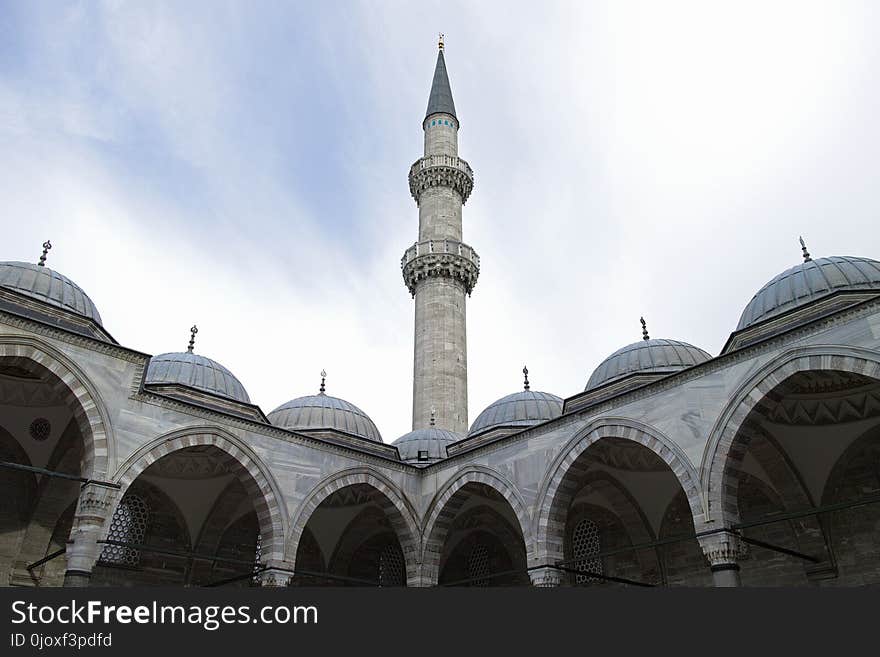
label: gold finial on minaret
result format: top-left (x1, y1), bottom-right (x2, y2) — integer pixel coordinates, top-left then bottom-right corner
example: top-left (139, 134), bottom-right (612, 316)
top-left (438, 33), bottom-right (444, 50)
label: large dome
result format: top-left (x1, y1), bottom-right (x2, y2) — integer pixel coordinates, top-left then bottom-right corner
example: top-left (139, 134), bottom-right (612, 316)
top-left (0, 261), bottom-right (103, 326)
top-left (586, 338), bottom-right (711, 391)
top-left (145, 352), bottom-right (251, 403)
top-left (737, 255), bottom-right (880, 331)
top-left (393, 427), bottom-right (461, 463)
top-left (268, 394), bottom-right (382, 443)
top-left (469, 390), bottom-right (563, 437)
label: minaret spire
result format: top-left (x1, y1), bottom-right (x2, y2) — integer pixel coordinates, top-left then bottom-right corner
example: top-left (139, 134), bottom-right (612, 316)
top-left (425, 38), bottom-right (457, 121)
top-left (403, 40), bottom-right (479, 433)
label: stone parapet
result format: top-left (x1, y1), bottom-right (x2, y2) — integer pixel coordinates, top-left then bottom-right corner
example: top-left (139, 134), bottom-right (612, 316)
top-left (402, 239), bottom-right (480, 296)
top-left (408, 155), bottom-right (474, 204)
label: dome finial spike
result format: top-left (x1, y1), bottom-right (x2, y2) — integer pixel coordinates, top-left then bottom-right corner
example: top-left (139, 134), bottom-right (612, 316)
top-left (641, 316), bottom-right (650, 341)
top-left (799, 236), bottom-right (812, 262)
top-left (438, 32), bottom-right (444, 50)
top-left (319, 369), bottom-right (327, 394)
top-left (523, 365), bottom-right (530, 391)
top-left (430, 406), bottom-right (436, 426)
top-left (187, 325), bottom-right (198, 353)
top-left (38, 240), bottom-right (51, 267)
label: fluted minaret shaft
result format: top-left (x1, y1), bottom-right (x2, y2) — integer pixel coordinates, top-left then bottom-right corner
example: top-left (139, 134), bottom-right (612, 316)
top-left (402, 44), bottom-right (479, 434)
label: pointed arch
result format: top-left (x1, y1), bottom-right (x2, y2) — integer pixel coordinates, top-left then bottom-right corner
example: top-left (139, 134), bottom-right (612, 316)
top-left (287, 468), bottom-right (420, 585)
top-left (534, 418), bottom-right (703, 566)
top-left (113, 426), bottom-right (288, 563)
top-left (421, 466), bottom-right (534, 585)
top-left (0, 336), bottom-right (114, 479)
top-left (702, 346), bottom-right (880, 526)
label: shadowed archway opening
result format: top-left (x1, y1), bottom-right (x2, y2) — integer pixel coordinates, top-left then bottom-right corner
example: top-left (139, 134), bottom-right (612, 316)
top-left (0, 361), bottom-right (88, 586)
top-left (720, 369), bottom-right (880, 586)
top-left (93, 445), bottom-right (265, 586)
top-left (433, 482), bottom-right (529, 587)
top-left (293, 483), bottom-right (408, 587)
top-left (548, 437), bottom-right (705, 586)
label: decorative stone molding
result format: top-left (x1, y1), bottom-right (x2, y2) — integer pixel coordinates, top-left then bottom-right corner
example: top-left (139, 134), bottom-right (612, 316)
top-left (258, 565), bottom-right (293, 587)
top-left (401, 239), bottom-right (480, 296)
top-left (408, 155), bottom-right (474, 204)
top-left (529, 566), bottom-right (563, 587)
top-left (698, 532), bottom-right (747, 568)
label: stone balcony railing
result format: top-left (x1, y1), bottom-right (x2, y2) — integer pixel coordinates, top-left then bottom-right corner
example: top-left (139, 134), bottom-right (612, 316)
top-left (408, 155), bottom-right (474, 204)
top-left (401, 239), bottom-right (480, 296)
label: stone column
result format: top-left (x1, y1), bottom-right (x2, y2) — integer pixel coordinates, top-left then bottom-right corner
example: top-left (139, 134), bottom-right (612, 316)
top-left (529, 566), bottom-right (563, 588)
top-left (699, 532), bottom-right (747, 587)
top-left (63, 482), bottom-right (119, 587)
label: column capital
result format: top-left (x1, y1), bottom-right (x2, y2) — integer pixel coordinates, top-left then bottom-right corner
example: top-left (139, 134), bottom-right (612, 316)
top-left (698, 531), bottom-right (748, 569)
top-left (529, 566), bottom-right (563, 588)
top-left (64, 483), bottom-right (120, 587)
top-left (257, 561), bottom-right (294, 587)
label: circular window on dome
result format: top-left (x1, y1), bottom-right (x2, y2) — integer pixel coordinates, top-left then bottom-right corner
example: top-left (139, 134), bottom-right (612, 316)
top-left (29, 418), bottom-right (51, 442)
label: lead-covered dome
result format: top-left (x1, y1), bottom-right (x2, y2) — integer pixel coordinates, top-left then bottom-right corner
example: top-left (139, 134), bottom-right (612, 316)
top-left (469, 380), bottom-right (563, 437)
top-left (737, 255), bottom-right (880, 331)
top-left (393, 427), bottom-right (461, 463)
top-left (145, 351), bottom-right (251, 403)
top-left (0, 261), bottom-right (103, 326)
top-left (269, 393), bottom-right (382, 443)
top-left (586, 337), bottom-right (711, 391)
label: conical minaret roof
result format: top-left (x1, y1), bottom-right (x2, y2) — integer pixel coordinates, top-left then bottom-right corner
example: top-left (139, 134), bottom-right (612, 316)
top-left (425, 47), bottom-right (457, 121)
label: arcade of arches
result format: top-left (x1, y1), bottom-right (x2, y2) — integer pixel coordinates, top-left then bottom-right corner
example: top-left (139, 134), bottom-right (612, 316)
top-left (1, 360), bottom-right (879, 587)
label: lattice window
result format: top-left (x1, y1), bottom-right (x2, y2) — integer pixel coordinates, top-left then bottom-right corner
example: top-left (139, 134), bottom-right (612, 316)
top-left (378, 544), bottom-right (405, 586)
top-left (100, 494), bottom-right (149, 566)
top-left (572, 518), bottom-right (603, 584)
top-left (468, 544), bottom-right (491, 587)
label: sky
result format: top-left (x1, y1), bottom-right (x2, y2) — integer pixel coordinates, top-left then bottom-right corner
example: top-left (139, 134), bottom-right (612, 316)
top-left (2, 1), bottom-right (879, 442)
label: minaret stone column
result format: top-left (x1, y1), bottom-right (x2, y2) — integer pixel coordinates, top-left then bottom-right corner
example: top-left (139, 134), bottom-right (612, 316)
top-left (402, 37), bottom-right (479, 434)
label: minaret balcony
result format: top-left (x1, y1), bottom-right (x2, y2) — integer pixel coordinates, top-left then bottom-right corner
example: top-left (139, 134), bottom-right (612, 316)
top-left (401, 239), bottom-right (480, 296)
top-left (408, 155), bottom-right (474, 204)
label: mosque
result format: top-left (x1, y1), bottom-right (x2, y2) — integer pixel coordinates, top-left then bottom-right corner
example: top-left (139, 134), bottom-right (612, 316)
top-left (1, 39), bottom-right (879, 588)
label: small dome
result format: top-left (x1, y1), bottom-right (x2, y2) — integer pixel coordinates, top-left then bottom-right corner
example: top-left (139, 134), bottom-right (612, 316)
top-left (737, 256), bottom-right (880, 331)
top-left (268, 394), bottom-right (382, 443)
top-left (468, 390), bottom-right (563, 437)
top-left (145, 352), bottom-right (250, 403)
top-left (393, 427), bottom-right (462, 463)
top-left (0, 261), bottom-right (103, 326)
top-left (586, 339), bottom-right (711, 391)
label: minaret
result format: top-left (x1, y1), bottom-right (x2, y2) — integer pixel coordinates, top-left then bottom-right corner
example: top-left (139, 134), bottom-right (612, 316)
top-left (402, 36), bottom-right (479, 434)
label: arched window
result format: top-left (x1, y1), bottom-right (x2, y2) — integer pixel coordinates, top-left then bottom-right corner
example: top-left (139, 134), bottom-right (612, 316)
top-left (468, 544), bottom-right (491, 587)
top-left (100, 494), bottom-right (149, 567)
top-left (378, 543), bottom-right (405, 587)
top-left (572, 518), bottom-right (603, 584)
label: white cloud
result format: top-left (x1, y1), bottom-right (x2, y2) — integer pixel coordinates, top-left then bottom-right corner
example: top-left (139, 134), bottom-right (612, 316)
top-left (3, 1), bottom-right (879, 442)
